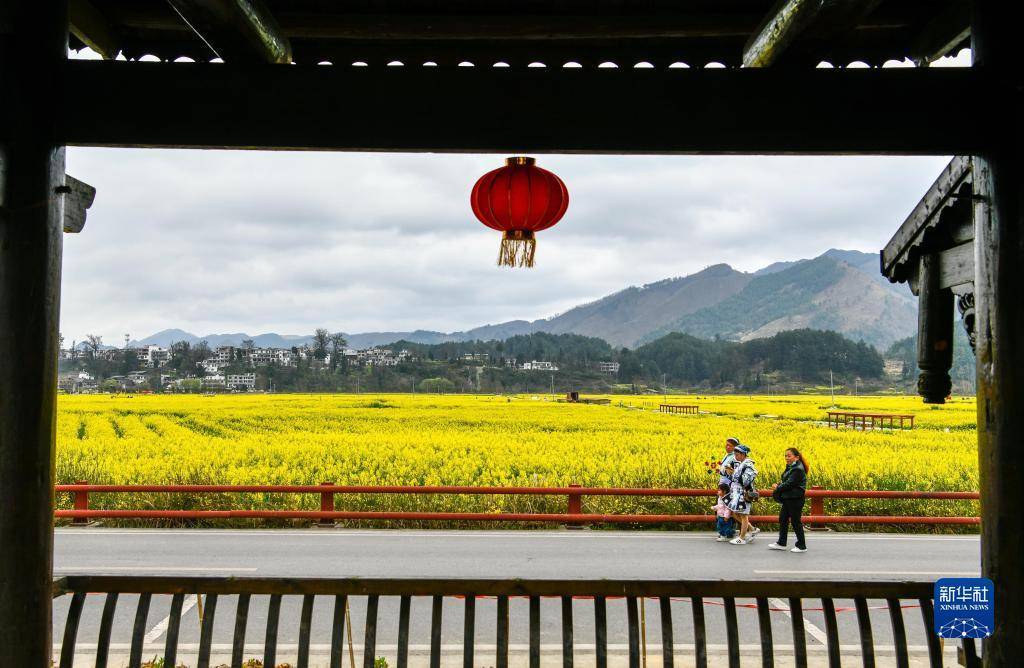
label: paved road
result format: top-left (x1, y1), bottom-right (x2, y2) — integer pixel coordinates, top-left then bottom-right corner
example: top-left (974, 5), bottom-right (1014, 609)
top-left (54, 529), bottom-right (980, 667)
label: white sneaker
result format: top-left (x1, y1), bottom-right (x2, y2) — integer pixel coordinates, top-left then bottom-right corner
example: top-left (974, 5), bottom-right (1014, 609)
top-left (768, 543), bottom-right (787, 551)
top-left (729, 537), bottom-right (747, 545)
top-left (751, 527), bottom-right (762, 535)
top-left (715, 535), bottom-right (731, 542)
top-left (791, 546), bottom-right (807, 553)
top-left (746, 531), bottom-right (757, 542)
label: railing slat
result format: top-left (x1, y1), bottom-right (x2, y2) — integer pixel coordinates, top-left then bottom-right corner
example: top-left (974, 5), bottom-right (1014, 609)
top-left (364, 594), bottom-right (380, 668)
top-left (529, 596), bottom-right (541, 668)
top-left (821, 598), bottom-right (842, 668)
top-left (231, 593), bottom-right (251, 668)
top-left (163, 593), bottom-right (185, 668)
top-left (626, 595), bottom-right (640, 668)
top-left (595, 596), bottom-right (608, 668)
top-left (691, 596), bottom-right (708, 668)
top-left (789, 597), bottom-right (807, 668)
top-left (264, 593), bottom-right (282, 668)
top-left (463, 593), bottom-right (476, 668)
top-left (659, 596), bottom-right (674, 668)
top-left (128, 593), bottom-right (152, 668)
top-left (430, 595), bottom-right (443, 668)
top-left (496, 595), bottom-right (509, 668)
top-left (918, 598), bottom-right (941, 668)
top-left (298, 594), bottom-right (315, 668)
top-left (59, 591), bottom-right (87, 668)
top-left (962, 638), bottom-right (981, 668)
top-left (198, 593), bottom-right (218, 668)
top-left (562, 595), bottom-right (574, 668)
top-left (854, 597), bottom-right (876, 668)
top-left (756, 597), bottom-right (773, 668)
top-left (398, 594), bottom-right (412, 668)
top-left (331, 595), bottom-right (348, 668)
top-left (95, 592), bottom-right (119, 668)
top-left (886, 598), bottom-right (909, 668)
top-left (723, 597), bottom-right (740, 668)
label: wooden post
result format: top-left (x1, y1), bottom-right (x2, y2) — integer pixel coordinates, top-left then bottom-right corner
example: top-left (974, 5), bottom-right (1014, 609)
top-left (72, 480), bottom-right (90, 526)
top-left (566, 484), bottom-right (584, 529)
top-left (972, 2), bottom-right (1024, 663)
top-left (319, 481), bottom-right (335, 528)
top-left (0, 1), bottom-right (68, 665)
top-left (916, 253), bottom-right (954, 403)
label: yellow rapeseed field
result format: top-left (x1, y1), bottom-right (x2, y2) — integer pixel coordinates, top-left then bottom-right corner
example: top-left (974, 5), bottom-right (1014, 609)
top-left (55, 393), bottom-right (979, 524)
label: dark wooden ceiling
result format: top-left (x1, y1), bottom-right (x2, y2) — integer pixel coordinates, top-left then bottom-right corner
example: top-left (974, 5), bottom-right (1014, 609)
top-left (70, 0), bottom-right (970, 68)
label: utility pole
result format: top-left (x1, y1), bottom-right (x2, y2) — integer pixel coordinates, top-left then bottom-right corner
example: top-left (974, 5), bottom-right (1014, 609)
top-left (662, 373), bottom-right (667, 403)
top-left (829, 369), bottom-right (835, 405)
top-left (550, 372), bottom-right (554, 397)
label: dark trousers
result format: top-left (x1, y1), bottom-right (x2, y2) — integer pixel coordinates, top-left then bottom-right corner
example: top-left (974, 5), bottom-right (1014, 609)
top-left (777, 497), bottom-right (806, 548)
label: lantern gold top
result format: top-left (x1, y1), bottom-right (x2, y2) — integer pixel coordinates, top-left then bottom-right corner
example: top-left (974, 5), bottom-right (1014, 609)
top-left (505, 156), bottom-right (536, 166)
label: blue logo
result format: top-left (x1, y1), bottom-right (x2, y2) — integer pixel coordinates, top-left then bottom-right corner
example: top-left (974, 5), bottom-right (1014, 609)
top-left (934, 578), bottom-right (994, 639)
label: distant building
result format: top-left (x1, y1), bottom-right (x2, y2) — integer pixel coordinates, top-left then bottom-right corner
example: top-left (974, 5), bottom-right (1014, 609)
top-left (883, 359), bottom-right (905, 378)
top-left (201, 374), bottom-right (225, 388)
top-left (522, 361), bottom-right (558, 371)
top-left (226, 373), bottom-right (256, 391)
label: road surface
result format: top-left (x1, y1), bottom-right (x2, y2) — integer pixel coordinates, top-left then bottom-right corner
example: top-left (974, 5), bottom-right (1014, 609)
top-left (53, 528), bottom-right (979, 666)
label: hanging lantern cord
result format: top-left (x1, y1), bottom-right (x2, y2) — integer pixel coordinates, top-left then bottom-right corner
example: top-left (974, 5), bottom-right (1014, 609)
top-left (498, 229), bottom-right (536, 268)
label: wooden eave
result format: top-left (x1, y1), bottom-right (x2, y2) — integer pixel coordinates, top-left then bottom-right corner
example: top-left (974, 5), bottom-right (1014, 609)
top-left (69, 0), bottom-right (970, 67)
top-left (881, 155), bottom-right (974, 285)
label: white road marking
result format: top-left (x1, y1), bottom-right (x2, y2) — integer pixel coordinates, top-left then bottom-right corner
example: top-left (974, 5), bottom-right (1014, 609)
top-left (54, 566), bottom-right (258, 572)
top-left (144, 594), bottom-right (199, 644)
top-left (755, 570), bottom-right (979, 576)
top-left (769, 597), bottom-right (830, 646)
top-left (55, 529), bottom-right (978, 541)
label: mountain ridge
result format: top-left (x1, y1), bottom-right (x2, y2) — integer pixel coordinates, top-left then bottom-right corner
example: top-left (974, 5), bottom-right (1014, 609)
top-left (127, 249), bottom-right (915, 351)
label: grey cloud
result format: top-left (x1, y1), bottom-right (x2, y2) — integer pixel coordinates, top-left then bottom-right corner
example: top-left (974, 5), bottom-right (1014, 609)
top-left (63, 150), bottom-right (949, 342)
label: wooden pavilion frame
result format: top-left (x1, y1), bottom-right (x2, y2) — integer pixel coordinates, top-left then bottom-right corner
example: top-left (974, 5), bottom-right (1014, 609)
top-left (1, 1), bottom-right (1020, 665)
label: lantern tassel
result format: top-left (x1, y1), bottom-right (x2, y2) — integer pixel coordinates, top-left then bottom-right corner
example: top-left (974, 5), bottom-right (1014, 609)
top-left (498, 230), bottom-right (536, 268)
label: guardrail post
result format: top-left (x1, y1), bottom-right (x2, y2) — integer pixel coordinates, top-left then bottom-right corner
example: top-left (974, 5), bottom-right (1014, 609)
top-left (319, 481), bottom-right (335, 528)
top-left (565, 483), bottom-right (585, 529)
top-left (808, 485), bottom-right (827, 530)
top-left (72, 480), bottom-right (90, 526)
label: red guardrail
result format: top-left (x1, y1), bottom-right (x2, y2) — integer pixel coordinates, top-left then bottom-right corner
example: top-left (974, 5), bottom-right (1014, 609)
top-left (54, 482), bottom-right (980, 526)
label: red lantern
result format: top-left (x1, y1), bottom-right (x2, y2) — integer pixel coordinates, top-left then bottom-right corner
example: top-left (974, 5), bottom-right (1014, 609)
top-left (471, 156), bottom-right (569, 268)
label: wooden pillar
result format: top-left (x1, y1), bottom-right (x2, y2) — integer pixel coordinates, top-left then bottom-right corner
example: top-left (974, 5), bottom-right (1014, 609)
top-left (972, 1), bottom-right (1024, 664)
top-left (0, 1), bottom-right (67, 665)
top-left (916, 253), bottom-right (954, 403)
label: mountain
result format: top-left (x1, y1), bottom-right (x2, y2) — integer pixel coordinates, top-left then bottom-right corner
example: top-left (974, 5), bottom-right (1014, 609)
top-left (126, 248), bottom-right (916, 352)
top-left (641, 253), bottom-right (915, 349)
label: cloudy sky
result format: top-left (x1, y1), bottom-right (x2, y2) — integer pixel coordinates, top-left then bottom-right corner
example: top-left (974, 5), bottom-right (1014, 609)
top-left (62, 150), bottom-right (950, 344)
top-left (61, 48), bottom-right (969, 345)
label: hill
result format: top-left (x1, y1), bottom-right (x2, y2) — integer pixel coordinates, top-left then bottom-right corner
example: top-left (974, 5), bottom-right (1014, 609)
top-left (127, 248), bottom-right (916, 352)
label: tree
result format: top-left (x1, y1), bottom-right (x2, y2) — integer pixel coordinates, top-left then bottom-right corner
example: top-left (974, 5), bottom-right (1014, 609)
top-left (85, 334), bottom-right (103, 357)
top-left (329, 333), bottom-right (347, 371)
top-left (312, 328), bottom-right (330, 361)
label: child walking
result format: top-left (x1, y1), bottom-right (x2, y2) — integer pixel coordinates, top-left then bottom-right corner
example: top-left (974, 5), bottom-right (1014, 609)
top-left (713, 483), bottom-right (735, 541)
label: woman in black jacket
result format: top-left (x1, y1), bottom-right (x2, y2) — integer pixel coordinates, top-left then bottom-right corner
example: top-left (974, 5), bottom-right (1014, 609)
top-left (768, 448), bottom-right (809, 553)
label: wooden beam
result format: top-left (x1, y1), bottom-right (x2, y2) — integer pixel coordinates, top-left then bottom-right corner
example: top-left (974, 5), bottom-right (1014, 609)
top-left (69, 0), bottom-right (118, 59)
top-left (61, 61), bottom-right (993, 154)
top-left (743, 0), bottom-right (883, 68)
top-left (915, 253), bottom-right (954, 403)
top-left (910, 1), bottom-right (970, 66)
top-left (60, 175), bottom-right (95, 233)
top-left (166, 0), bottom-right (291, 63)
top-left (0, 1), bottom-right (67, 666)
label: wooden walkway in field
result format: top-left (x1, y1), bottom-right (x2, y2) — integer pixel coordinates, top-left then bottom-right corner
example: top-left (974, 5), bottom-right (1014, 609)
top-left (826, 411), bottom-right (915, 430)
top-left (660, 404), bottom-right (699, 415)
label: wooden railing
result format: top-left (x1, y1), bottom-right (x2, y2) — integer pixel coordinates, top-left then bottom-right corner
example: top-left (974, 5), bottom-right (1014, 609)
top-left (54, 483), bottom-right (981, 526)
top-left (660, 404), bottom-right (699, 414)
top-left (826, 411), bottom-right (915, 430)
top-left (52, 576), bottom-right (982, 668)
